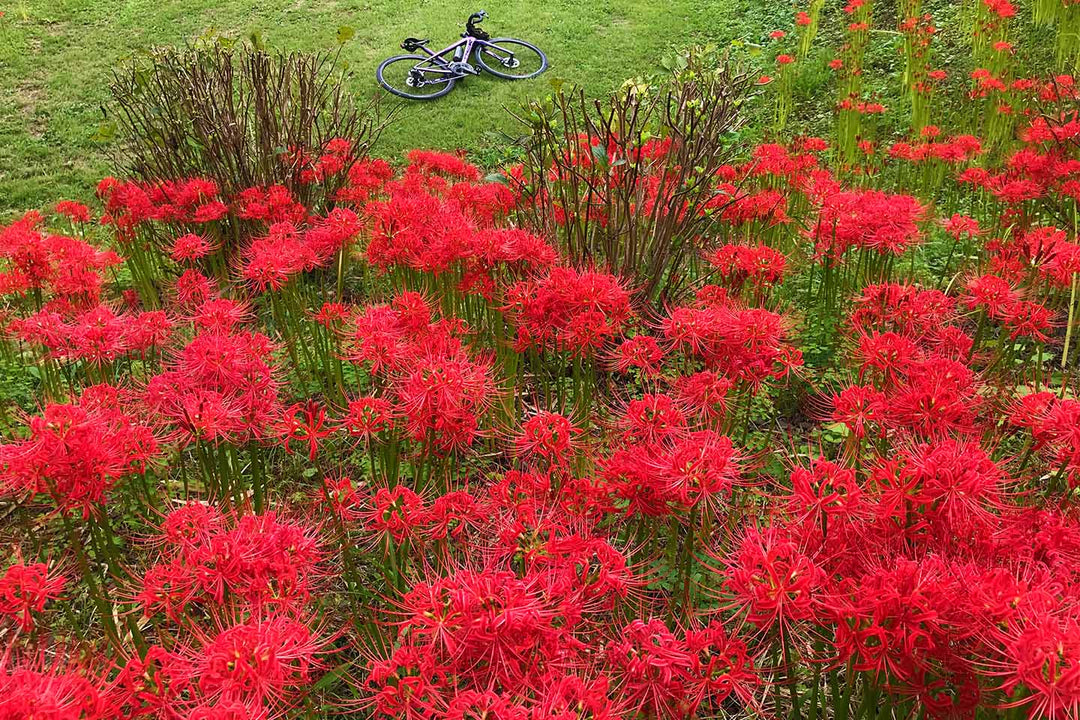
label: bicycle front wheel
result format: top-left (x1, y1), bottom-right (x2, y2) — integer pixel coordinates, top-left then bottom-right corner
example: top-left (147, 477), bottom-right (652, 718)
top-left (376, 54), bottom-right (457, 100)
top-left (475, 39), bottom-right (548, 80)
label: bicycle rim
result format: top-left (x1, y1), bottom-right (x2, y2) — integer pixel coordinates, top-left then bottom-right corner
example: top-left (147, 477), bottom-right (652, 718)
top-left (475, 39), bottom-right (547, 80)
top-left (377, 55), bottom-right (456, 99)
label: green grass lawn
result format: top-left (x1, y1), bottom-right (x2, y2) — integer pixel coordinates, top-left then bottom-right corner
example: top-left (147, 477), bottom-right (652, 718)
top-left (0, 0), bottom-right (785, 215)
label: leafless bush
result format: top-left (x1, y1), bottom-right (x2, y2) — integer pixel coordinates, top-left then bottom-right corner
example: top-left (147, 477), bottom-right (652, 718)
top-left (511, 52), bottom-right (755, 305)
top-left (109, 42), bottom-right (386, 207)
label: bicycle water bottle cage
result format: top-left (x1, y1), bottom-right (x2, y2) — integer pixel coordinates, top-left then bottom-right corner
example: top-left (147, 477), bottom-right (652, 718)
top-left (401, 37), bottom-right (429, 51)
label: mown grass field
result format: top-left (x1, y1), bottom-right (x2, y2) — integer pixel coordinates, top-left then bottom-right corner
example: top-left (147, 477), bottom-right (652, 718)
top-left (0, 0), bottom-right (787, 215)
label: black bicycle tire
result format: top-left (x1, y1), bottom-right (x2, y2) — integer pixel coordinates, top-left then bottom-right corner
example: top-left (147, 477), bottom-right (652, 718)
top-left (474, 38), bottom-right (548, 80)
top-left (376, 54), bottom-right (457, 100)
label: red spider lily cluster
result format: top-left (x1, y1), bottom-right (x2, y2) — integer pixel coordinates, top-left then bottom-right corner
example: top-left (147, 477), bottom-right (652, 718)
top-left (6, 6), bottom-right (1080, 720)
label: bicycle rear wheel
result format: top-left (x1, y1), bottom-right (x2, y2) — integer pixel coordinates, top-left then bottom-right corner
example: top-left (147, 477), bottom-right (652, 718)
top-left (376, 54), bottom-right (457, 100)
top-left (475, 39), bottom-right (548, 80)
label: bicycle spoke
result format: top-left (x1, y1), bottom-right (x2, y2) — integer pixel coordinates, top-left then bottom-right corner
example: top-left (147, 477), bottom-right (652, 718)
top-left (377, 56), bottom-right (456, 99)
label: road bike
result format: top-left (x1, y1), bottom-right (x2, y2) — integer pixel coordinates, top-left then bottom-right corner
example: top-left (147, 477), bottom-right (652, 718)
top-left (376, 10), bottom-right (548, 100)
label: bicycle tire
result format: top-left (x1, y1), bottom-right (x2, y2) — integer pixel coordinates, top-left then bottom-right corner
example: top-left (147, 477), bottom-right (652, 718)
top-left (474, 38), bottom-right (548, 80)
top-left (376, 54), bottom-right (457, 100)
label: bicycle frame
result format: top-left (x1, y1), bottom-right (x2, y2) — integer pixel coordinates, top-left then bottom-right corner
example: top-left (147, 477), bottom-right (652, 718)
top-left (407, 36), bottom-right (517, 83)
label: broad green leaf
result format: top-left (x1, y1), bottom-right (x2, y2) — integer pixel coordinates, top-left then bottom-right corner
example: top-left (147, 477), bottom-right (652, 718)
top-left (591, 143), bottom-right (610, 169)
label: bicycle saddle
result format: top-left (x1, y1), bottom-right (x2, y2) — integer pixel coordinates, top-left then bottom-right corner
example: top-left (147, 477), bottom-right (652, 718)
top-left (400, 37), bottom-right (429, 51)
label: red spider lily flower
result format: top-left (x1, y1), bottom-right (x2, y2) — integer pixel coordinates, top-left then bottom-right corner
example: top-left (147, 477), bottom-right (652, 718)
top-left (445, 689), bottom-right (529, 720)
top-left (54, 200), bottom-right (91, 223)
top-left (0, 211), bottom-right (121, 305)
top-left (320, 474), bottom-right (364, 522)
top-left (721, 525), bottom-right (824, 634)
top-left (663, 303), bottom-right (802, 390)
top-left (397, 566), bottom-right (560, 687)
top-left (363, 181), bottom-right (475, 276)
top-left (10, 303), bottom-right (169, 366)
top-left (854, 331), bottom-right (919, 384)
top-left (138, 506), bottom-right (323, 616)
top-left (312, 301), bottom-right (351, 327)
top-left (363, 644), bottom-right (445, 719)
top-left (193, 199), bottom-right (228, 223)
top-left (0, 388), bottom-right (158, 518)
top-left (99, 177), bottom-right (224, 226)
top-left (503, 266), bottom-right (633, 356)
top-left (707, 243), bottom-right (788, 289)
top-left (902, 439), bottom-right (1009, 532)
top-left (532, 674), bottom-right (619, 720)
top-left (346, 303), bottom-right (408, 373)
top-left (241, 222), bottom-right (313, 292)
top-left (675, 370), bottom-right (733, 421)
top-left (427, 489), bottom-right (489, 541)
top-left (830, 384), bottom-right (886, 438)
top-left (185, 700), bottom-right (266, 720)
top-left (0, 651), bottom-right (120, 720)
top-left (169, 232), bottom-right (218, 263)
top-left (340, 395), bottom-right (396, 442)
top-left (787, 457), bottom-right (864, 524)
top-left (884, 357), bottom-right (982, 439)
top-left (144, 329), bottom-right (281, 446)
top-left (234, 185), bottom-right (308, 224)
top-left (1021, 398), bottom-right (1080, 484)
top-left (849, 283), bottom-right (958, 339)
top-left (963, 273), bottom-right (1018, 320)
top-left (611, 334), bottom-right (666, 376)
top-left (514, 411), bottom-right (582, 466)
top-left (0, 561), bottom-right (66, 631)
top-left (280, 399), bottom-right (335, 461)
top-left (173, 268), bottom-right (216, 309)
top-left (336, 157), bottom-right (394, 204)
top-left (983, 0), bottom-right (1016, 18)
top-left (606, 618), bottom-right (695, 717)
top-left (942, 213), bottom-right (981, 240)
top-left (1004, 300), bottom-right (1055, 342)
top-left (620, 394), bottom-right (686, 444)
top-left (601, 444), bottom-right (676, 518)
top-left (658, 430), bottom-right (743, 511)
top-left (172, 613), bottom-right (334, 710)
top-left (395, 344), bottom-right (496, 454)
top-left (447, 183), bottom-right (516, 227)
top-left (362, 485), bottom-right (429, 543)
top-left (991, 613), bottom-right (1080, 720)
top-left (159, 501), bottom-right (225, 550)
top-left (406, 149), bottom-right (482, 181)
top-left (188, 297), bottom-right (250, 333)
top-left (684, 620), bottom-right (762, 711)
top-left (303, 207), bottom-right (363, 265)
top-left (830, 557), bottom-right (961, 683)
top-left (535, 533), bottom-right (640, 613)
top-left (811, 189), bottom-right (927, 261)
top-left (113, 645), bottom-right (177, 717)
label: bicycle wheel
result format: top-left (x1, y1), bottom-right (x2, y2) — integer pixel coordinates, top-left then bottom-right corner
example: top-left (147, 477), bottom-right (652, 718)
top-left (475, 38), bottom-right (548, 80)
top-left (376, 54), bottom-right (457, 100)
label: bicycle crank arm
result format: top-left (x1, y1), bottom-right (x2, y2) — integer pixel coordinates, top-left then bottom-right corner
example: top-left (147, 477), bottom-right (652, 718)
top-left (448, 61), bottom-right (481, 76)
